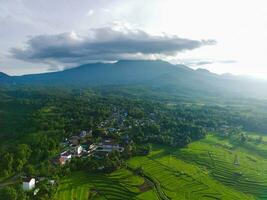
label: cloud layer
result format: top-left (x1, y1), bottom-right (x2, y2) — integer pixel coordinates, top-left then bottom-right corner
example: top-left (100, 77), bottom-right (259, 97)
top-left (11, 26), bottom-right (216, 66)
top-left (179, 59), bottom-right (236, 67)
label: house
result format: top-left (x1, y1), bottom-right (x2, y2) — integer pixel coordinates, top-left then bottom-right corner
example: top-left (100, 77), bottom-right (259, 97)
top-left (88, 143), bottom-right (97, 152)
top-left (49, 180), bottom-right (56, 186)
top-left (96, 139), bottom-right (124, 153)
top-left (59, 151), bottom-right (72, 165)
top-left (22, 177), bottom-right (35, 191)
top-left (71, 145), bottom-right (83, 156)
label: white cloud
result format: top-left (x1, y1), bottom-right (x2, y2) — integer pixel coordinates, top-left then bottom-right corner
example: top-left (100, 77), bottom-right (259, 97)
top-left (86, 9), bottom-right (94, 16)
top-left (1, 0), bottom-right (267, 78)
top-left (11, 26), bottom-right (215, 67)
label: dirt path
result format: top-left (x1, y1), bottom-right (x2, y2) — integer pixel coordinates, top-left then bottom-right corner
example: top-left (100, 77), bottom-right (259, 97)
top-left (127, 166), bottom-right (170, 200)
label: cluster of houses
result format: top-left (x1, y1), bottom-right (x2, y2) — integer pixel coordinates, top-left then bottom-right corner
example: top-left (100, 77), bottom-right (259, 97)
top-left (97, 109), bottom-right (156, 133)
top-left (21, 128), bottom-right (126, 192)
top-left (57, 130), bottom-right (124, 165)
top-left (21, 110), bottom-right (134, 191)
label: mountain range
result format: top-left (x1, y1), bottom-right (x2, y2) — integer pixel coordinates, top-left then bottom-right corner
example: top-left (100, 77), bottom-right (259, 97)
top-left (1, 60), bottom-right (267, 99)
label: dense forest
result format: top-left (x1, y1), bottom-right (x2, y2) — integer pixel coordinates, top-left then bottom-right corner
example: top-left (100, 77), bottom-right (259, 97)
top-left (0, 86), bottom-right (267, 199)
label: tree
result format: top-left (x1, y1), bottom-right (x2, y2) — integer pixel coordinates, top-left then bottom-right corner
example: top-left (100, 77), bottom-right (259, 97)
top-left (256, 136), bottom-right (263, 144)
top-left (0, 186), bottom-right (18, 200)
top-left (240, 133), bottom-right (247, 143)
top-left (16, 144), bottom-right (32, 162)
top-left (24, 164), bottom-right (36, 176)
top-left (1, 153), bottom-right (14, 176)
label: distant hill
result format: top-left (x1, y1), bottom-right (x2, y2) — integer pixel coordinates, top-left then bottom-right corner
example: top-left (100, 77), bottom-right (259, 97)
top-left (1, 60), bottom-right (267, 98)
top-left (0, 72), bottom-right (9, 78)
top-left (0, 72), bottom-right (12, 84)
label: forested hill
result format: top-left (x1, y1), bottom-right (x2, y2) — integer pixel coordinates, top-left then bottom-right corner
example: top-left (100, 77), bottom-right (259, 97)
top-left (1, 60), bottom-right (267, 98)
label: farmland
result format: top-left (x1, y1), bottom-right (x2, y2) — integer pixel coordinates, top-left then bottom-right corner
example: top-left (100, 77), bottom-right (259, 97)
top-left (128, 134), bottom-right (267, 200)
top-left (55, 169), bottom-right (158, 200)
top-left (55, 133), bottom-right (267, 200)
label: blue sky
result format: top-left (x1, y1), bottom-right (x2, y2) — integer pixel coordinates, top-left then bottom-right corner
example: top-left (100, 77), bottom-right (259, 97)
top-left (1, 0), bottom-right (267, 79)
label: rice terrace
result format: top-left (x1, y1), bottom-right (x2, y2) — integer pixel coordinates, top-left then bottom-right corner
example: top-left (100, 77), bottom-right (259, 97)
top-left (56, 133), bottom-right (267, 200)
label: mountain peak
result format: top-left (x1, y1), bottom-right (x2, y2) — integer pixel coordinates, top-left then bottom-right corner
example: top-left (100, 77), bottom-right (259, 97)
top-left (0, 72), bottom-right (9, 77)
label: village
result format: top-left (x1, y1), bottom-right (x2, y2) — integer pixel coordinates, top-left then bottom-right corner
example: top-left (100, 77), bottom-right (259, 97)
top-left (21, 128), bottom-right (126, 195)
top-left (20, 107), bottom-right (161, 191)
top-left (57, 129), bottom-right (125, 165)
top-left (20, 108), bottom-right (139, 194)
top-left (18, 107), bottom-right (156, 197)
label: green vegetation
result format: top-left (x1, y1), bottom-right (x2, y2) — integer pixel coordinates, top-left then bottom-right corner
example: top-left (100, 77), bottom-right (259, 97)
top-left (128, 134), bottom-right (267, 200)
top-left (54, 133), bottom-right (267, 200)
top-left (1, 87), bottom-right (267, 199)
top-left (55, 169), bottom-right (157, 200)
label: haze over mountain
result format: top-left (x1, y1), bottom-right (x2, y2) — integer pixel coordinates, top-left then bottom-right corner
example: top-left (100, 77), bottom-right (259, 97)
top-left (1, 60), bottom-right (267, 99)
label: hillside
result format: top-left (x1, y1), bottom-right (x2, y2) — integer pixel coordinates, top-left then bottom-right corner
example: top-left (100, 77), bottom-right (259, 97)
top-left (128, 133), bottom-right (267, 200)
top-left (1, 85), bottom-right (267, 199)
top-left (55, 133), bottom-right (267, 200)
top-left (1, 60), bottom-right (267, 99)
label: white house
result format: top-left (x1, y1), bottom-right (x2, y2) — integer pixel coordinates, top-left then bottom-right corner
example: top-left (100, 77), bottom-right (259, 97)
top-left (59, 151), bottom-right (72, 165)
top-left (22, 177), bottom-right (35, 191)
top-left (76, 145), bottom-right (83, 155)
top-left (71, 145), bottom-right (83, 156)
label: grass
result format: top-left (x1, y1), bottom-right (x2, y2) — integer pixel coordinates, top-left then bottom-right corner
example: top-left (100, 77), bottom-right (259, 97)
top-left (55, 169), bottom-right (156, 200)
top-left (128, 134), bottom-right (267, 200)
top-left (56, 133), bottom-right (267, 199)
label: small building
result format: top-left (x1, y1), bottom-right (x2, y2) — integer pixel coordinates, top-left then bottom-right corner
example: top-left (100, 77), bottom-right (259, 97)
top-left (49, 180), bottom-right (56, 186)
top-left (22, 177), bottom-right (35, 191)
top-left (72, 145), bottom-right (83, 156)
top-left (89, 143), bottom-right (97, 150)
top-left (59, 151), bottom-right (72, 165)
top-left (96, 139), bottom-right (124, 153)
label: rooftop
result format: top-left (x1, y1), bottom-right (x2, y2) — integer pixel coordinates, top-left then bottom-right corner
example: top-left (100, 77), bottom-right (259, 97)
top-left (22, 177), bottom-right (34, 182)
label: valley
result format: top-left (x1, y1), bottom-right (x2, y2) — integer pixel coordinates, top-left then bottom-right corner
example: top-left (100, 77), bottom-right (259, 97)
top-left (0, 71), bottom-right (267, 200)
top-left (2, 0), bottom-right (267, 199)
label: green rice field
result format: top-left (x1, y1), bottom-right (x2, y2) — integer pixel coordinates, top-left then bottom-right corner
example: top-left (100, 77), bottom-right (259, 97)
top-left (55, 169), bottom-right (158, 200)
top-left (56, 133), bottom-right (267, 199)
top-left (128, 134), bottom-right (267, 200)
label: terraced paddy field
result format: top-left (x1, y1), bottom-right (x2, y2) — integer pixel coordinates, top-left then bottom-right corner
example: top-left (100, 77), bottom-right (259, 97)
top-left (55, 169), bottom-right (158, 200)
top-left (128, 134), bottom-right (267, 200)
top-left (56, 134), bottom-right (267, 199)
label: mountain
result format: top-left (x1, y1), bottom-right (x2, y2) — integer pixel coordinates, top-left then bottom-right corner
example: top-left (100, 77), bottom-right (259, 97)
top-left (0, 72), bottom-right (9, 78)
top-left (1, 60), bottom-right (267, 98)
top-left (14, 60), bottom-right (181, 86)
top-left (0, 72), bottom-right (12, 84)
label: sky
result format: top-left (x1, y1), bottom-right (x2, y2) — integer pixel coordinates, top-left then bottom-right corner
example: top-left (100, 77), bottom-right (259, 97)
top-left (1, 0), bottom-right (267, 79)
